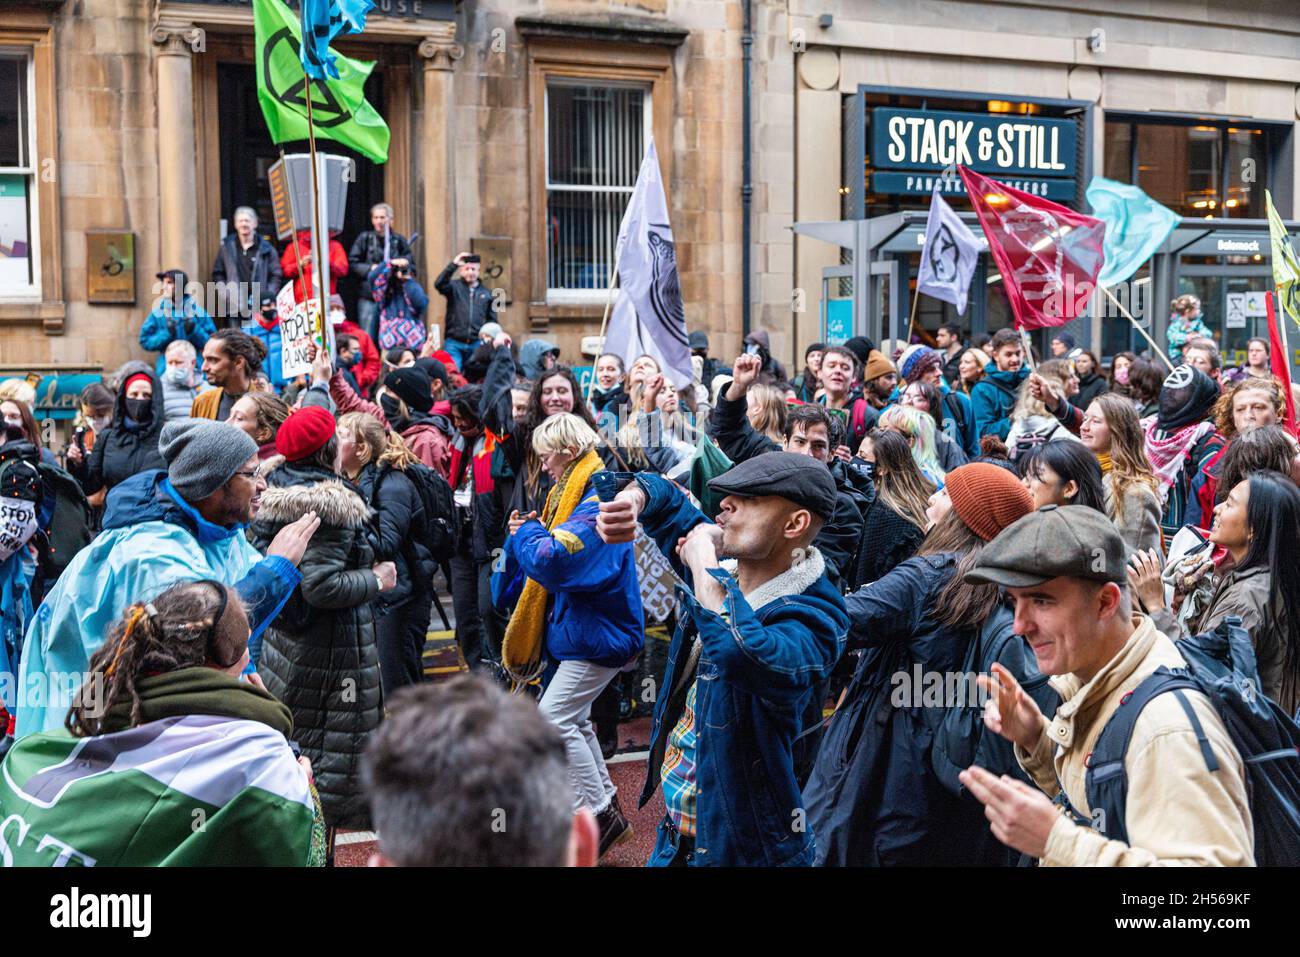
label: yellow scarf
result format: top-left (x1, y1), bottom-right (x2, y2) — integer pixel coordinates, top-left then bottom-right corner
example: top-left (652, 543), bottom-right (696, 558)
top-left (1096, 451), bottom-right (1113, 474)
top-left (501, 449), bottom-right (605, 685)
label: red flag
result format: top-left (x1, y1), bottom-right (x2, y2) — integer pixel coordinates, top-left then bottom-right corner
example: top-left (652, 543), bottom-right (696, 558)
top-left (958, 166), bottom-right (1106, 330)
top-left (1265, 290), bottom-right (1297, 436)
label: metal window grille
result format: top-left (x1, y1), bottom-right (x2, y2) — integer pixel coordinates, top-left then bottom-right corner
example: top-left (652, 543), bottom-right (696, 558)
top-left (545, 81), bottom-right (648, 294)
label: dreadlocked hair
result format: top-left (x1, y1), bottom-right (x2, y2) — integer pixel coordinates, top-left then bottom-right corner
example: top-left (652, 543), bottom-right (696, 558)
top-left (209, 328), bottom-right (268, 377)
top-left (66, 580), bottom-right (245, 738)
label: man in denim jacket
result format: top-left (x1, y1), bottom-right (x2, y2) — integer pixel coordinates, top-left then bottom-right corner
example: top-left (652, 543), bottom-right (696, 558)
top-left (596, 451), bottom-right (849, 866)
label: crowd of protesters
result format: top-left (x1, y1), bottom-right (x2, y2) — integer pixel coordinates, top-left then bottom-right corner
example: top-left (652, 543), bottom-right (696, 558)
top-left (3, 240), bottom-right (1300, 871)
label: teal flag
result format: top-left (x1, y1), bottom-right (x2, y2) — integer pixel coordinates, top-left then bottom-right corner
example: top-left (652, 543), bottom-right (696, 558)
top-left (1086, 176), bottom-right (1180, 288)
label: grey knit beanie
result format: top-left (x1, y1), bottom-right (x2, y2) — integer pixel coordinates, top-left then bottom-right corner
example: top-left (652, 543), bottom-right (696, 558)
top-left (160, 418), bottom-right (259, 501)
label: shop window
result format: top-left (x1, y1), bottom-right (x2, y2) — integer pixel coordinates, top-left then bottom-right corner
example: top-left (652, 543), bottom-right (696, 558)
top-left (1104, 118), bottom-right (1270, 219)
top-left (0, 52), bottom-right (36, 298)
top-left (544, 81), bottom-right (649, 298)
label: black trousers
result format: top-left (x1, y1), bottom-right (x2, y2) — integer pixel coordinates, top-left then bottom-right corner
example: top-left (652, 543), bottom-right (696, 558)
top-left (449, 551), bottom-right (484, 671)
top-left (376, 595), bottom-right (432, 697)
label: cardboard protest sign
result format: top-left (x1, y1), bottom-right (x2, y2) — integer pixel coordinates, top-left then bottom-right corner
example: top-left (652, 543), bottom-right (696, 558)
top-left (280, 300), bottom-right (319, 379)
top-left (633, 528), bottom-right (686, 623)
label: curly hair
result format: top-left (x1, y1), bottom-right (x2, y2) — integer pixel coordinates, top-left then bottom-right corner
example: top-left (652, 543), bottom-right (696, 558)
top-left (1213, 377), bottom-right (1284, 441)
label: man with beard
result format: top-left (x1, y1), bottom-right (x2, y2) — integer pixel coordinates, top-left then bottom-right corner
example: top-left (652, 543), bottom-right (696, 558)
top-left (15, 419), bottom-right (320, 736)
top-left (596, 452), bottom-right (849, 866)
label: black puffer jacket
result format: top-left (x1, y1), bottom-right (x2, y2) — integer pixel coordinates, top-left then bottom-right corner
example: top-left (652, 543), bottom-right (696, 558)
top-left (84, 362), bottom-right (166, 497)
top-left (249, 459), bottom-right (382, 830)
top-left (355, 460), bottom-right (433, 610)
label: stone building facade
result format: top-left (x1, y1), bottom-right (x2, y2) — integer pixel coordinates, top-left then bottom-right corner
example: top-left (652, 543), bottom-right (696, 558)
top-left (1, 0), bottom-right (785, 384)
top-left (2, 0), bottom-right (1298, 392)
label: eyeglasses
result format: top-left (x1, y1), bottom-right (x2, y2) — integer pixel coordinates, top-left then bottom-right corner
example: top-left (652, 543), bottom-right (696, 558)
top-left (231, 469), bottom-right (260, 481)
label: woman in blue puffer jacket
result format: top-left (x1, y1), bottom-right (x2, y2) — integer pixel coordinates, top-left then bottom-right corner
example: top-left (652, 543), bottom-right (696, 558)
top-left (492, 412), bottom-right (644, 858)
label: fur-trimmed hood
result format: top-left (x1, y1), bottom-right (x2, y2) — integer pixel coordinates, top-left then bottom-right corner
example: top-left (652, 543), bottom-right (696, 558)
top-left (720, 546), bottom-right (826, 610)
top-left (256, 473), bottom-right (372, 529)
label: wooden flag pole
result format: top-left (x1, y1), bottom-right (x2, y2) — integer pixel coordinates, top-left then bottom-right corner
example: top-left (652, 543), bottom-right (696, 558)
top-left (1017, 326), bottom-right (1036, 372)
top-left (302, 68), bottom-right (329, 351)
top-left (1100, 285), bottom-right (1175, 373)
top-left (585, 260), bottom-right (621, 405)
top-left (906, 282), bottom-right (921, 344)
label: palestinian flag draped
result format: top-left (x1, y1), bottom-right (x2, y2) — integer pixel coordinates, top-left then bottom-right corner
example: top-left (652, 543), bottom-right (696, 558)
top-left (253, 0), bottom-right (390, 164)
top-left (0, 715), bottom-right (320, 866)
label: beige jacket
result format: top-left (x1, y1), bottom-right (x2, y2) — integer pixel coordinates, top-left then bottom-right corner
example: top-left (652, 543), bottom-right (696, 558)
top-left (1151, 565), bottom-right (1295, 717)
top-left (1016, 615), bottom-right (1254, 866)
top-left (1102, 472), bottom-right (1163, 559)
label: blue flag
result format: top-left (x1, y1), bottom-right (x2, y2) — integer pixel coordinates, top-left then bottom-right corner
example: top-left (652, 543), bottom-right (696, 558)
top-left (300, 0), bottom-right (374, 80)
top-left (1086, 176), bottom-right (1180, 288)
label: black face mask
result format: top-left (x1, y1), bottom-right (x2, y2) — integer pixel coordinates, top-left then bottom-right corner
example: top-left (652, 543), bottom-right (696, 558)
top-left (125, 397), bottom-right (153, 424)
top-left (380, 393), bottom-right (409, 429)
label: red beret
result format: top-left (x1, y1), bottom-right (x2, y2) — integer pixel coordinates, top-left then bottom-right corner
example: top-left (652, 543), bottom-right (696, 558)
top-left (275, 404), bottom-right (336, 462)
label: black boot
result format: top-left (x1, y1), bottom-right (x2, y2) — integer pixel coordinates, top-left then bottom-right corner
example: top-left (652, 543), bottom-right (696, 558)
top-left (595, 798), bottom-right (632, 859)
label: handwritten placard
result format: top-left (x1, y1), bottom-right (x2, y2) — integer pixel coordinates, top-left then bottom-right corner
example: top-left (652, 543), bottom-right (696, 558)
top-left (633, 528), bottom-right (686, 623)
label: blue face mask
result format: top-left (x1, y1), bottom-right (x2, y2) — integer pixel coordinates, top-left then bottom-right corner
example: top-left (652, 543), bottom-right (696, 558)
top-left (339, 353), bottom-right (358, 369)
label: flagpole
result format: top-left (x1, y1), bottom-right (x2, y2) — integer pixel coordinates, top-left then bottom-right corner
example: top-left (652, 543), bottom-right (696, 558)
top-left (586, 260), bottom-right (620, 405)
top-left (1100, 285), bottom-right (1175, 373)
top-left (302, 66), bottom-right (329, 353)
top-left (1017, 327), bottom-right (1037, 372)
top-left (906, 283), bottom-right (921, 345)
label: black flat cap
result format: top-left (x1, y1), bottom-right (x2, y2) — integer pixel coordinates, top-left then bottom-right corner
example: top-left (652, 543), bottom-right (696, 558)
top-left (708, 451), bottom-right (838, 521)
top-left (965, 504), bottom-right (1129, 589)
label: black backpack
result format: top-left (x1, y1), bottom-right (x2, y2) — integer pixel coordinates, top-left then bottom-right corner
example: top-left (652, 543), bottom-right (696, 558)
top-left (374, 461), bottom-right (457, 566)
top-left (0, 441), bottom-right (92, 584)
top-left (1060, 618), bottom-right (1300, 865)
top-left (930, 606), bottom-right (1059, 796)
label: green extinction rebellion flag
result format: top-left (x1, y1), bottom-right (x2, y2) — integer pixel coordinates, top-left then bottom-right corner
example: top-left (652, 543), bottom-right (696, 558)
top-left (253, 0), bottom-right (390, 164)
top-left (0, 714), bottom-right (320, 866)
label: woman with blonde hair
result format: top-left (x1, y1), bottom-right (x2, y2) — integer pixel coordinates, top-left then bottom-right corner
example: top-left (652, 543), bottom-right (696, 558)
top-left (493, 412), bottom-right (643, 859)
top-left (879, 403), bottom-right (946, 485)
top-left (336, 411), bottom-right (438, 693)
top-left (745, 381), bottom-right (787, 446)
top-left (1078, 392), bottom-right (1162, 556)
top-left (615, 373), bottom-right (698, 476)
top-left (1004, 365), bottom-right (1080, 459)
top-left (955, 347), bottom-right (990, 397)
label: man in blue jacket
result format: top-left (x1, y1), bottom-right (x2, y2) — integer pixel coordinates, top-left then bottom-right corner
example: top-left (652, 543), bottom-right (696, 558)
top-left (596, 451), bottom-right (849, 866)
top-left (140, 269), bottom-right (217, 378)
top-left (970, 327), bottom-right (1030, 442)
top-left (15, 419), bottom-right (320, 737)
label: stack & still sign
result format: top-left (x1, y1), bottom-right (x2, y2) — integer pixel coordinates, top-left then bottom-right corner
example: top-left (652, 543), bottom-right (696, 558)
top-left (869, 108), bottom-right (1078, 200)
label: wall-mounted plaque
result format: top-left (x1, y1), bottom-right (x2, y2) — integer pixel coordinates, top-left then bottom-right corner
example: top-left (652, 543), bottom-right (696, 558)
top-left (86, 231), bottom-right (136, 304)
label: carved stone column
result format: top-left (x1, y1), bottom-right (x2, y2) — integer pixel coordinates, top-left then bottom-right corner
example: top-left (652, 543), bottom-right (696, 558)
top-left (152, 22), bottom-right (203, 280)
top-left (419, 37), bottom-right (462, 286)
